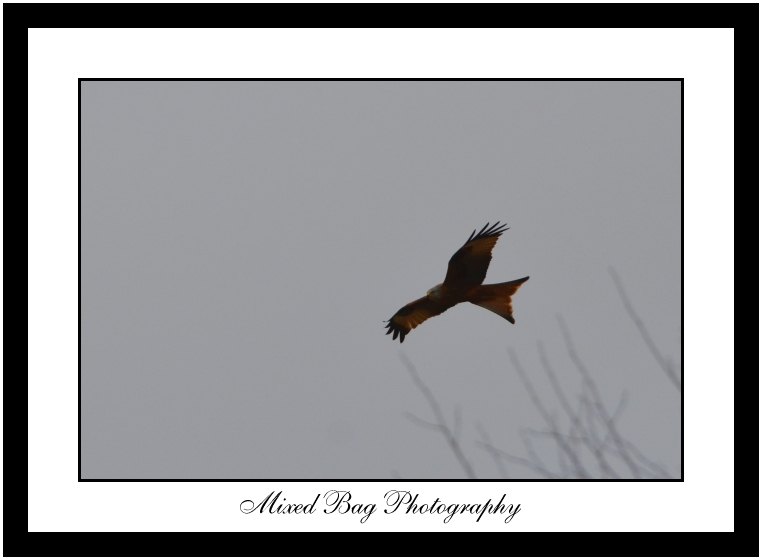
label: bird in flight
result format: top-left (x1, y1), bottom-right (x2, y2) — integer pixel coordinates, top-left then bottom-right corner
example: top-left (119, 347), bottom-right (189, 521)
top-left (385, 222), bottom-right (529, 343)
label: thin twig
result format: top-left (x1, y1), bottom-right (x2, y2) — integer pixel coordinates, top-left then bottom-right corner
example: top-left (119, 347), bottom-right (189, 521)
top-left (453, 406), bottom-right (462, 443)
top-left (537, 341), bottom-right (578, 421)
top-left (593, 391), bottom-right (628, 449)
top-left (621, 440), bottom-right (673, 478)
top-left (523, 429), bottom-right (674, 478)
top-left (475, 439), bottom-right (560, 478)
top-left (520, 428), bottom-right (555, 478)
top-left (399, 353), bottom-right (477, 479)
top-left (537, 342), bottom-right (618, 478)
top-left (475, 423), bottom-right (510, 478)
top-left (557, 316), bottom-right (642, 479)
top-left (403, 411), bottom-right (442, 432)
top-left (609, 266), bottom-right (680, 389)
top-left (508, 348), bottom-right (589, 478)
top-left (556, 434), bottom-right (570, 478)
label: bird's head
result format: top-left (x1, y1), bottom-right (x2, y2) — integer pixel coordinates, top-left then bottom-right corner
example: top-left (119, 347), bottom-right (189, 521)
top-left (426, 283), bottom-right (444, 300)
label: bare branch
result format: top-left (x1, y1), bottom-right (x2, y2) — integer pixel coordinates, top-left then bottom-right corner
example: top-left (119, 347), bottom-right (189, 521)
top-left (403, 411), bottom-right (442, 432)
top-left (399, 352), bottom-right (477, 479)
top-left (557, 316), bottom-right (642, 479)
top-left (537, 342), bottom-right (620, 477)
top-left (556, 436), bottom-right (570, 478)
top-left (508, 348), bottom-right (590, 478)
top-left (519, 428), bottom-right (555, 478)
top-left (609, 266), bottom-right (680, 389)
top-left (587, 391), bottom-right (672, 479)
top-left (621, 440), bottom-right (674, 479)
top-left (398, 299), bottom-right (676, 480)
top-left (529, 428), bottom-right (666, 478)
top-left (537, 341), bottom-right (578, 422)
top-left (453, 406), bottom-right (462, 442)
top-left (475, 423), bottom-right (509, 478)
top-left (594, 391), bottom-right (628, 448)
top-left (475, 439), bottom-right (560, 479)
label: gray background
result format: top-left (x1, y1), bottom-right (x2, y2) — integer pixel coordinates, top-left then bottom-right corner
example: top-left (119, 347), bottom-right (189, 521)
top-left (81, 81), bottom-right (681, 479)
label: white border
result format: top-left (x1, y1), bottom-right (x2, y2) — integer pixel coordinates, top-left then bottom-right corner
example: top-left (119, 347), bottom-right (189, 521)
top-left (28, 28), bottom-right (734, 532)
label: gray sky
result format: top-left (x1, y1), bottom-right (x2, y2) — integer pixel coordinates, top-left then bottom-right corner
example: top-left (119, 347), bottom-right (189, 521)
top-left (81, 80), bottom-right (681, 479)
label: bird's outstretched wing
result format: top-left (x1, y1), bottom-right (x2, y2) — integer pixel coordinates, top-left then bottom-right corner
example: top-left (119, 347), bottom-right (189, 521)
top-left (385, 297), bottom-right (454, 343)
top-left (443, 222), bottom-right (509, 289)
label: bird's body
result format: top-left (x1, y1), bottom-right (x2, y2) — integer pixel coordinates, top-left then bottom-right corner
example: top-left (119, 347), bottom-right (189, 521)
top-left (385, 222), bottom-right (529, 342)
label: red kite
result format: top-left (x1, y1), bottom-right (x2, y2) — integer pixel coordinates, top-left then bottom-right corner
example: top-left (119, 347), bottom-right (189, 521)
top-left (385, 222), bottom-right (529, 342)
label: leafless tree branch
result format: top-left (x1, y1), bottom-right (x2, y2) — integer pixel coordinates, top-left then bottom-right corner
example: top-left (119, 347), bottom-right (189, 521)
top-left (475, 423), bottom-right (510, 478)
top-left (508, 348), bottom-right (590, 478)
top-left (399, 352), bottom-right (477, 479)
top-left (453, 406), bottom-right (463, 443)
top-left (537, 342), bottom-right (619, 478)
top-left (609, 266), bottom-right (680, 389)
top-left (557, 316), bottom-right (642, 479)
top-left (519, 428), bottom-right (555, 477)
top-left (403, 411), bottom-right (442, 432)
top-left (475, 438), bottom-right (560, 479)
top-left (399, 280), bottom-right (677, 480)
top-left (523, 428), bottom-right (671, 478)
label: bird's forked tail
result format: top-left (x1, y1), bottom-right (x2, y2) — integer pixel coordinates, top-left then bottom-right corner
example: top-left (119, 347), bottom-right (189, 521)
top-left (468, 276), bottom-right (529, 324)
